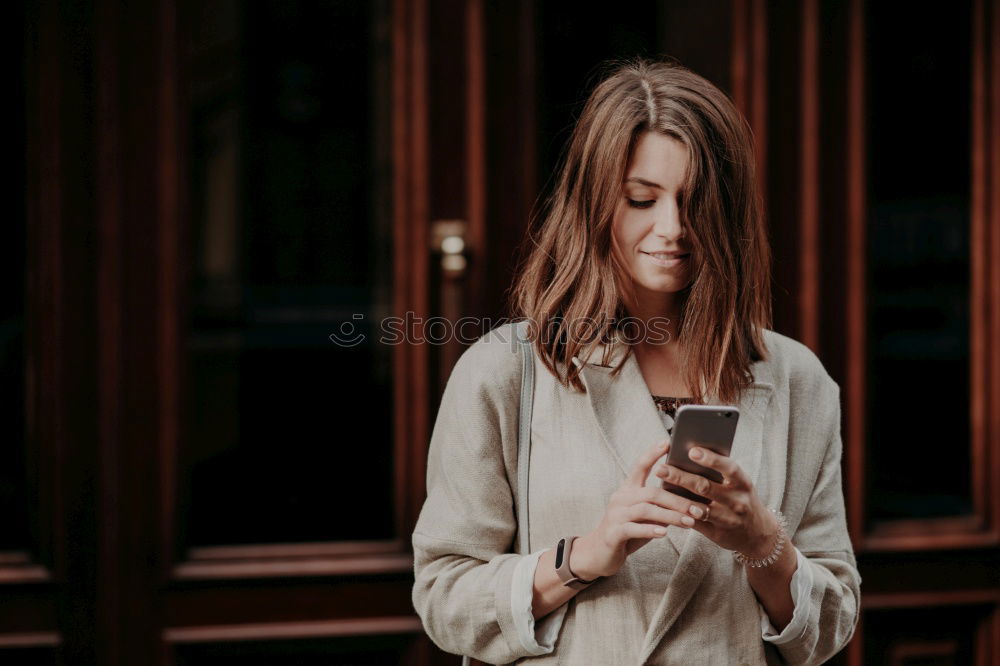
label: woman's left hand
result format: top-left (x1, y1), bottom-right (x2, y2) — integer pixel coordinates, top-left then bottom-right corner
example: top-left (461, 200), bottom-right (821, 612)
top-left (653, 446), bottom-right (778, 557)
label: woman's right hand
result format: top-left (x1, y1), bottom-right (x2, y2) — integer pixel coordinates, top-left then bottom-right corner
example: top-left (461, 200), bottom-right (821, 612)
top-left (570, 438), bottom-right (708, 579)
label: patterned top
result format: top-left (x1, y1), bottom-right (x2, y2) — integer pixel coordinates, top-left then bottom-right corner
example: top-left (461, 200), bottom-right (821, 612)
top-left (650, 394), bottom-right (698, 433)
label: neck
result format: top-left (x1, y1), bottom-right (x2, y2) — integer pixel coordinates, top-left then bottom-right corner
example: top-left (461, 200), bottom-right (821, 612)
top-left (621, 287), bottom-right (685, 350)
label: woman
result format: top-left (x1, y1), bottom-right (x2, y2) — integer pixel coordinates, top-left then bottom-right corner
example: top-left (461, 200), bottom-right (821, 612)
top-left (411, 58), bottom-right (860, 665)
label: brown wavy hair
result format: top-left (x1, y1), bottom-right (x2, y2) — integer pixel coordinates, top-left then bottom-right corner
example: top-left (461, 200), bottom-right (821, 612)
top-left (508, 56), bottom-right (772, 404)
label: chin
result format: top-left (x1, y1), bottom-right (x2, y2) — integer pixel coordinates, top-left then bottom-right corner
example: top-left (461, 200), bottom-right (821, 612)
top-left (637, 280), bottom-right (689, 294)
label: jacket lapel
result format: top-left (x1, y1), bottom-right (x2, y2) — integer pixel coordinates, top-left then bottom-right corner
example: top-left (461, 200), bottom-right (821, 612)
top-left (571, 339), bottom-right (775, 662)
top-left (572, 342), bottom-right (668, 478)
top-left (573, 340), bottom-right (751, 556)
top-left (576, 351), bottom-right (685, 556)
top-left (637, 380), bottom-right (774, 663)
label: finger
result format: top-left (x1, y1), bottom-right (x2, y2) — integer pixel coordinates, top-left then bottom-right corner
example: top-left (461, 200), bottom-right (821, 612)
top-left (613, 521), bottom-right (676, 543)
top-left (625, 502), bottom-right (697, 528)
top-left (656, 463), bottom-right (718, 500)
top-left (636, 486), bottom-right (710, 520)
top-left (689, 446), bottom-right (749, 489)
top-left (693, 500), bottom-right (741, 528)
top-left (627, 439), bottom-right (671, 487)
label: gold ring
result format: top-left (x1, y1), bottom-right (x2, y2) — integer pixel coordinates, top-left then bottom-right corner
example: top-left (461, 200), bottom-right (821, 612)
top-left (701, 505), bottom-right (711, 522)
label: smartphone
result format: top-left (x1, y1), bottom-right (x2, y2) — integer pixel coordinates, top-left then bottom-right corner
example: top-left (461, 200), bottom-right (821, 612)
top-left (661, 404), bottom-right (740, 503)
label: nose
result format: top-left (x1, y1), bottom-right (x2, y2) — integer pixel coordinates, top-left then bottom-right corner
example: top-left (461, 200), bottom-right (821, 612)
top-left (652, 195), bottom-right (684, 242)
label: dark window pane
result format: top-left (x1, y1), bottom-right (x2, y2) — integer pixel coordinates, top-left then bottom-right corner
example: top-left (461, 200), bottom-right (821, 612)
top-left (180, 0), bottom-right (394, 548)
top-left (2, 0), bottom-right (29, 552)
top-left (865, 0), bottom-right (972, 521)
top-left (535, 2), bottom-right (660, 186)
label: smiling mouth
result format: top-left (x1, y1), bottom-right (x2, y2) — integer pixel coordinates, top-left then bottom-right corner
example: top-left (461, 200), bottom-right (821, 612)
top-left (641, 251), bottom-right (690, 267)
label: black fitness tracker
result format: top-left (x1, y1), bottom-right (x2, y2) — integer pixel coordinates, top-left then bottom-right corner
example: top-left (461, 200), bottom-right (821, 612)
top-left (555, 536), bottom-right (598, 589)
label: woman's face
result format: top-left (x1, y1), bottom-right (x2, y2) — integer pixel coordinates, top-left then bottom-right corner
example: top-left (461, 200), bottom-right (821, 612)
top-left (611, 131), bottom-right (694, 301)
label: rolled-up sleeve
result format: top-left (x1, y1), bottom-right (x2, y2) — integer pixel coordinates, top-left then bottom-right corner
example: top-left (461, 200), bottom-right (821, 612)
top-left (412, 533), bottom-right (532, 662)
top-left (759, 546), bottom-right (814, 643)
top-left (411, 330), bottom-right (547, 664)
top-left (511, 548), bottom-right (568, 654)
top-left (766, 380), bottom-right (862, 665)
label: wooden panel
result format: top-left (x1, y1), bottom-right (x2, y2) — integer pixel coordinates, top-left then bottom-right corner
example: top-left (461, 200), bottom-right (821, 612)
top-left (164, 578), bottom-right (416, 628)
top-left (844, 0), bottom-right (867, 550)
top-left (17, 1), bottom-right (100, 662)
top-left (465, 0), bottom-right (486, 324)
top-left (764, 0), bottom-right (804, 341)
top-left (889, 639), bottom-right (961, 666)
top-left (395, 0), bottom-right (433, 538)
top-left (0, 647), bottom-right (60, 665)
top-left (657, 0), bottom-right (733, 95)
top-left (96, 0), bottom-right (172, 660)
top-left (797, 0), bottom-right (821, 350)
top-left (988, 0), bottom-right (1000, 556)
top-left (989, 0), bottom-right (1000, 554)
top-left (973, 0), bottom-right (1000, 550)
top-left (173, 541), bottom-right (412, 579)
top-left (428, 0), bottom-right (468, 222)
top-left (169, 633), bottom-right (428, 666)
top-left (484, 0), bottom-right (544, 323)
top-left (862, 604), bottom-right (995, 665)
top-left (858, 549), bottom-right (999, 603)
top-left (14, 0), bottom-right (62, 583)
top-left (730, 0), bottom-right (768, 195)
top-left (0, 588), bottom-right (59, 642)
top-left (166, 618), bottom-right (421, 644)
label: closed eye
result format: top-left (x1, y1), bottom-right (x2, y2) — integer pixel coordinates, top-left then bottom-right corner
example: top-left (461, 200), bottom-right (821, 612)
top-left (627, 199), bottom-right (655, 209)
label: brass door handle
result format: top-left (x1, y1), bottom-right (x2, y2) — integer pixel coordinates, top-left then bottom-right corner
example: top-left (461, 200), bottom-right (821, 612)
top-left (430, 219), bottom-right (468, 279)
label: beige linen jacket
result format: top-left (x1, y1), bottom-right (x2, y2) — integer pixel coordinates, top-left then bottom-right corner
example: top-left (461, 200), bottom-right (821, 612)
top-left (411, 320), bottom-right (860, 665)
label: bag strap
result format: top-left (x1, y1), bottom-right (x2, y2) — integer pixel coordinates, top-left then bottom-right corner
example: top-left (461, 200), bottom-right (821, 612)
top-left (515, 319), bottom-right (534, 555)
top-left (462, 321), bottom-right (534, 666)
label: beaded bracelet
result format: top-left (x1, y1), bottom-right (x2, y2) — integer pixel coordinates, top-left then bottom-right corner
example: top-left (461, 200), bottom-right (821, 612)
top-left (733, 507), bottom-right (789, 568)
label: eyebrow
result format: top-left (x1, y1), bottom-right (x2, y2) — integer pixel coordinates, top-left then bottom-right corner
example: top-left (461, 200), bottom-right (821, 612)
top-left (625, 177), bottom-right (663, 189)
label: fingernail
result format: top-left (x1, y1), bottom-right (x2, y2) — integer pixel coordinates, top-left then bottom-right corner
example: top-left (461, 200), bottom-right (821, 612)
top-left (690, 448), bottom-right (702, 460)
top-left (682, 516), bottom-right (695, 526)
top-left (689, 506), bottom-right (703, 518)
top-left (654, 526), bottom-right (667, 535)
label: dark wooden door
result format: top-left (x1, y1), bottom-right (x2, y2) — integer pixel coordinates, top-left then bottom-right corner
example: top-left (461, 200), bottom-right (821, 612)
top-left (6, 0), bottom-right (467, 663)
top-left (5, 1), bottom-right (999, 665)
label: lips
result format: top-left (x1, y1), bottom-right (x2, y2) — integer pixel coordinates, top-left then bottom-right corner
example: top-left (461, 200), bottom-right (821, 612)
top-left (642, 251), bottom-right (689, 259)
top-left (641, 251), bottom-right (690, 267)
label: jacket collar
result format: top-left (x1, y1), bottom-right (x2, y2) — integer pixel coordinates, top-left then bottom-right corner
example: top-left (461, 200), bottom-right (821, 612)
top-left (572, 340), bottom-right (775, 661)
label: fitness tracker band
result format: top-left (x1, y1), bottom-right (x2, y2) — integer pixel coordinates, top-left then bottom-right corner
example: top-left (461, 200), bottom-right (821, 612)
top-left (554, 536), bottom-right (598, 589)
